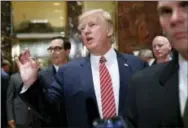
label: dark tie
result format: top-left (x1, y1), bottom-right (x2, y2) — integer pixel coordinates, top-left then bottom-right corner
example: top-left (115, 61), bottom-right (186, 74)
top-left (99, 56), bottom-right (116, 119)
top-left (183, 98), bottom-right (188, 128)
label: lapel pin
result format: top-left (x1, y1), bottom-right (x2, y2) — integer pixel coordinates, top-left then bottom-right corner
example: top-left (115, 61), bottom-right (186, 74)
top-left (124, 63), bottom-right (128, 67)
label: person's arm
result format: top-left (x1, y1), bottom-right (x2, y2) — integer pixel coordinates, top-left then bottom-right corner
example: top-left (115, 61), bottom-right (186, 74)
top-left (125, 75), bottom-right (139, 128)
top-left (17, 49), bottom-right (65, 123)
top-left (6, 75), bottom-right (16, 128)
top-left (19, 70), bottom-right (65, 123)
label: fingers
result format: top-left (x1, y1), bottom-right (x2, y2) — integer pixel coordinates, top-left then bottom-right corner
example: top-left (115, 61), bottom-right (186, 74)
top-left (30, 57), bottom-right (39, 70)
top-left (16, 56), bottom-right (21, 69)
top-left (25, 48), bottom-right (31, 62)
top-left (18, 49), bottom-right (31, 64)
top-left (17, 49), bottom-right (39, 70)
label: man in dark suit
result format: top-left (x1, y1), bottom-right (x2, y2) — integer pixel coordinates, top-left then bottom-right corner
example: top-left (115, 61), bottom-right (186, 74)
top-left (29, 36), bottom-right (71, 127)
top-left (126, 1), bottom-right (188, 128)
top-left (1, 67), bottom-right (9, 128)
top-left (37, 36), bottom-right (71, 127)
top-left (17, 9), bottom-right (147, 128)
top-left (6, 72), bottom-right (41, 128)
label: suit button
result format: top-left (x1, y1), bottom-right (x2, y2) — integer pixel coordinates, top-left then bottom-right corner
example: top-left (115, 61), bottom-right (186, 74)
top-left (28, 107), bottom-right (31, 110)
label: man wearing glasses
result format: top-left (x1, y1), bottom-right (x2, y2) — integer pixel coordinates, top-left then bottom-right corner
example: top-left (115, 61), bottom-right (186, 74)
top-left (47, 36), bottom-right (71, 71)
top-left (32, 36), bottom-right (70, 127)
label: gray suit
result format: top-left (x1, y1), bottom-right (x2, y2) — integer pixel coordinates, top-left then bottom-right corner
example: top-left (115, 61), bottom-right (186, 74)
top-left (6, 73), bottom-right (40, 127)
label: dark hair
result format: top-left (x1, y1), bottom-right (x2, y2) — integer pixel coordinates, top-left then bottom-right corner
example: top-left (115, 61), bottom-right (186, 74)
top-left (51, 36), bottom-right (71, 50)
top-left (2, 60), bottom-right (10, 67)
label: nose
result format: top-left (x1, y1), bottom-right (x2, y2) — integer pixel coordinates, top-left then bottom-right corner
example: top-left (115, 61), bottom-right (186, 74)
top-left (83, 25), bottom-right (91, 35)
top-left (155, 46), bottom-right (160, 51)
top-left (51, 50), bottom-right (55, 54)
top-left (170, 8), bottom-right (185, 26)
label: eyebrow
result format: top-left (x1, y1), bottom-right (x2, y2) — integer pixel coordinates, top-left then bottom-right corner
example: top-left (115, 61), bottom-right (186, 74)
top-left (179, 1), bottom-right (188, 7)
top-left (157, 5), bottom-right (172, 13)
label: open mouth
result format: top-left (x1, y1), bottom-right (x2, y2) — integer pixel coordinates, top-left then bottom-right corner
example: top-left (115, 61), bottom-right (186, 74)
top-left (86, 37), bottom-right (93, 42)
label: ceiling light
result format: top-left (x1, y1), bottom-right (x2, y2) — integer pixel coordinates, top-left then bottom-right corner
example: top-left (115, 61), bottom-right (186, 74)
top-left (60, 16), bottom-right (64, 20)
top-left (53, 2), bottom-right (60, 6)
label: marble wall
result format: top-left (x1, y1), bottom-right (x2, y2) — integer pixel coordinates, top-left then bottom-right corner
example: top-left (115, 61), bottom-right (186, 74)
top-left (117, 1), bottom-right (162, 53)
top-left (1, 1), bottom-right (12, 61)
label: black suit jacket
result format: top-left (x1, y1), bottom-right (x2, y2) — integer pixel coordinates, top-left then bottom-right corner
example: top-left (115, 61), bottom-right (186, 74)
top-left (1, 70), bottom-right (9, 128)
top-left (6, 73), bottom-right (38, 126)
top-left (126, 52), bottom-right (184, 128)
top-left (33, 65), bottom-right (67, 127)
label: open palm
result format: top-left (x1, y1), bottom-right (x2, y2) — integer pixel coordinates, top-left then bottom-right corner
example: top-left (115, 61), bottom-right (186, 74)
top-left (17, 49), bottom-right (39, 86)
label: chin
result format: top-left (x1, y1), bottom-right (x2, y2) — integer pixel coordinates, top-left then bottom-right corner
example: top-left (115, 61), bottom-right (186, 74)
top-left (86, 44), bottom-right (97, 51)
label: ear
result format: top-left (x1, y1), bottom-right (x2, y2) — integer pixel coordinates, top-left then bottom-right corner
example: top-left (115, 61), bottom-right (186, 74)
top-left (107, 25), bottom-right (113, 37)
top-left (66, 49), bottom-right (71, 55)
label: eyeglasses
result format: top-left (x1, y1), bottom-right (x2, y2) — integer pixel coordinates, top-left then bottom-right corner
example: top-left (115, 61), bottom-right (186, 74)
top-left (47, 46), bottom-right (63, 52)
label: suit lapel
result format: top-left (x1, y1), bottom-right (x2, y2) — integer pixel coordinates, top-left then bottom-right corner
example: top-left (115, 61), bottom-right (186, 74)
top-left (159, 54), bottom-right (183, 126)
top-left (47, 65), bottom-right (56, 80)
top-left (116, 53), bottom-right (132, 115)
top-left (80, 56), bottom-right (100, 119)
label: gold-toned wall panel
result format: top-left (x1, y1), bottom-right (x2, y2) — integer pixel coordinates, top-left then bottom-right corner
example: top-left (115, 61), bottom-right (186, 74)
top-left (12, 2), bottom-right (67, 29)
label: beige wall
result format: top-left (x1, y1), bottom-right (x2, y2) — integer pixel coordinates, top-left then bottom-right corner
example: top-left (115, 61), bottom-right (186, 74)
top-left (12, 2), bottom-right (67, 29)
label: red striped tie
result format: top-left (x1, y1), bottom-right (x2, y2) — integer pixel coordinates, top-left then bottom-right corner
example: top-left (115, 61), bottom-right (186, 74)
top-left (99, 56), bottom-right (116, 119)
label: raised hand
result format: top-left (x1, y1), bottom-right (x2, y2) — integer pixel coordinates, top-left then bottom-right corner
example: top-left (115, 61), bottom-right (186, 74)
top-left (16, 48), bottom-right (39, 86)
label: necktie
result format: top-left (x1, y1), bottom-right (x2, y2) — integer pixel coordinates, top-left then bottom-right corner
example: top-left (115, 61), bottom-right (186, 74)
top-left (99, 56), bottom-right (116, 119)
top-left (183, 98), bottom-right (188, 127)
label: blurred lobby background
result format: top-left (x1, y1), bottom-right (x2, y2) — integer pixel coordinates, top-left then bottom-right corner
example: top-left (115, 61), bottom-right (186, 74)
top-left (1, 1), bottom-right (162, 73)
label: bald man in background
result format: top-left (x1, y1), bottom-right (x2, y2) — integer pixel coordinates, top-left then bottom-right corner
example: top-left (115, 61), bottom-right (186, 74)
top-left (152, 36), bottom-right (172, 64)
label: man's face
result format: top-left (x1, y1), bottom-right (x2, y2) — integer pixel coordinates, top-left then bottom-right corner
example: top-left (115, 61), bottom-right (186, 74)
top-left (158, 1), bottom-right (188, 54)
top-left (152, 38), bottom-right (171, 59)
top-left (3, 65), bottom-right (10, 73)
top-left (79, 12), bottom-right (111, 54)
top-left (47, 39), bottom-right (69, 65)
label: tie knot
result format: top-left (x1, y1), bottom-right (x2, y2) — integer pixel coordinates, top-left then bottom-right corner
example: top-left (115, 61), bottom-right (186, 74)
top-left (100, 56), bottom-right (106, 63)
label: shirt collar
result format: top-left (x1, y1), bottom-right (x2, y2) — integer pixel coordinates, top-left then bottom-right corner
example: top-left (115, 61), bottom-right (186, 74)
top-left (53, 64), bottom-right (59, 72)
top-left (179, 53), bottom-right (188, 75)
top-left (90, 47), bottom-right (116, 67)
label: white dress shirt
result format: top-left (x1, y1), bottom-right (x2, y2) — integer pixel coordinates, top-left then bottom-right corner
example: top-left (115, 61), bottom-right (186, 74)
top-left (178, 54), bottom-right (188, 116)
top-left (54, 64), bottom-right (59, 72)
top-left (90, 47), bottom-right (120, 118)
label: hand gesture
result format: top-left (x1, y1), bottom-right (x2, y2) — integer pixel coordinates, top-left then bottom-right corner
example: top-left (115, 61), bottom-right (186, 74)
top-left (16, 49), bottom-right (39, 86)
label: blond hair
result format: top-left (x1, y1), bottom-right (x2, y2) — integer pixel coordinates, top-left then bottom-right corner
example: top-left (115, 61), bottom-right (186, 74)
top-left (78, 9), bottom-right (113, 30)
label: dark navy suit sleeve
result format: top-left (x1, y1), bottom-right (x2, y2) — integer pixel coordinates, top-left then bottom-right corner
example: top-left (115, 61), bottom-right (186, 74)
top-left (19, 67), bottom-right (65, 123)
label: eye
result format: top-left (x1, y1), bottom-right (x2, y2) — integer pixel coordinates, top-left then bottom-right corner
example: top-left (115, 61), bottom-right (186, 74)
top-left (78, 25), bottom-right (85, 32)
top-left (89, 22), bottom-right (95, 27)
top-left (80, 27), bottom-right (84, 31)
top-left (54, 46), bottom-right (63, 51)
top-left (179, 1), bottom-right (188, 10)
top-left (158, 7), bottom-right (172, 16)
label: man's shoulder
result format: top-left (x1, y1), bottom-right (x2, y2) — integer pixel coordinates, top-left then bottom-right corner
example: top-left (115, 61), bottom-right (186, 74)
top-left (1, 69), bottom-right (8, 78)
top-left (133, 62), bottom-right (168, 80)
top-left (120, 53), bottom-right (143, 62)
top-left (63, 57), bottom-right (86, 67)
top-left (58, 57), bottom-right (87, 72)
top-left (10, 72), bottom-right (20, 79)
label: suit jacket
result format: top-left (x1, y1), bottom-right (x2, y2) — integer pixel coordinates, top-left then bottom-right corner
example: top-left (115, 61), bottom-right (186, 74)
top-left (20, 52), bottom-right (147, 128)
top-left (1, 70), bottom-right (9, 128)
top-left (6, 73), bottom-right (36, 126)
top-left (36, 65), bottom-right (67, 127)
top-left (126, 51), bottom-right (184, 128)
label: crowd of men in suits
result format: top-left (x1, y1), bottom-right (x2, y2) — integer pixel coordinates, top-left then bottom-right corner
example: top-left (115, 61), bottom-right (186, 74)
top-left (3, 37), bottom-right (71, 128)
top-left (2, 1), bottom-right (188, 128)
